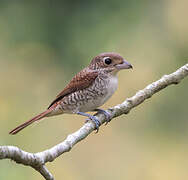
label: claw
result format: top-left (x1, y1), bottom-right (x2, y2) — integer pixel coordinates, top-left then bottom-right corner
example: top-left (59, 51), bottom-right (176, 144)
top-left (95, 109), bottom-right (111, 125)
top-left (88, 116), bottom-right (101, 133)
top-left (77, 111), bottom-right (101, 133)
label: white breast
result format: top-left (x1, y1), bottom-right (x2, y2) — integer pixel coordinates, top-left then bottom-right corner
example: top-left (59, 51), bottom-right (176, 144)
top-left (78, 74), bottom-right (118, 112)
top-left (89, 74), bottom-right (118, 108)
top-left (102, 75), bottom-right (118, 104)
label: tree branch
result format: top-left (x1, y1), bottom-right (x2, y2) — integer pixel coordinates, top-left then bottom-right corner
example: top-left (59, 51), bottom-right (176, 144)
top-left (0, 64), bottom-right (188, 180)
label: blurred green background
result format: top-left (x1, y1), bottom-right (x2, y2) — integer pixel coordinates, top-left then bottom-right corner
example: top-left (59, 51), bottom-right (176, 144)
top-left (0, 0), bottom-right (188, 179)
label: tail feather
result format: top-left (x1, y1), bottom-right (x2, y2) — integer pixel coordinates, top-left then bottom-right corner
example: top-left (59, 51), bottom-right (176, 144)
top-left (9, 109), bottom-right (52, 135)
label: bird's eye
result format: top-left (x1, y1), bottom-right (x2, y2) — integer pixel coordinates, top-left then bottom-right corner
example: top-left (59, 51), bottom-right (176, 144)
top-left (104, 57), bottom-right (112, 65)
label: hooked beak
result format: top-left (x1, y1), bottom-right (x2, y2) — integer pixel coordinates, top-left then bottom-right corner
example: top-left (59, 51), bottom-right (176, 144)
top-left (116, 59), bottom-right (133, 70)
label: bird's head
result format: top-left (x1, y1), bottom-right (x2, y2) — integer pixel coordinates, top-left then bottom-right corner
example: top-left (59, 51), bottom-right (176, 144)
top-left (89, 52), bottom-right (132, 74)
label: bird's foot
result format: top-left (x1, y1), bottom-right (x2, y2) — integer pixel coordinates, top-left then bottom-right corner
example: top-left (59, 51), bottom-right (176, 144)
top-left (77, 111), bottom-right (101, 133)
top-left (86, 115), bottom-right (101, 133)
top-left (95, 109), bottom-right (111, 125)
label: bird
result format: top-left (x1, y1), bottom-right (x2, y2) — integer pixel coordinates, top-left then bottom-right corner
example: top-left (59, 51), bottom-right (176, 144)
top-left (9, 52), bottom-right (132, 135)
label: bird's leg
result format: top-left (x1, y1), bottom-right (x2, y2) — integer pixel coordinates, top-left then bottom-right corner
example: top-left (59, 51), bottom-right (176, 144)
top-left (94, 108), bottom-right (111, 125)
top-left (76, 112), bottom-right (101, 133)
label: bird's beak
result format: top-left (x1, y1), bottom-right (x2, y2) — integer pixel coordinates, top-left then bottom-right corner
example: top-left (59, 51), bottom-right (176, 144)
top-left (116, 59), bottom-right (133, 70)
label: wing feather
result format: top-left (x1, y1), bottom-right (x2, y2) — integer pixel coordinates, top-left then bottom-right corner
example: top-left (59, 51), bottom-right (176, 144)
top-left (48, 69), bottom-right (98, 109)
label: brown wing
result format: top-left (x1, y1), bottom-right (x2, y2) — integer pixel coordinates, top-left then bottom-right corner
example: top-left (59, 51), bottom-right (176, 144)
top-left (47, 68), bottom-right (98, 109)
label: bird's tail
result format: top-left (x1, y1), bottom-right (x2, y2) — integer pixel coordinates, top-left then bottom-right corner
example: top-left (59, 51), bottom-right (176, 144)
top-left (9, 109), bottom-right (52, 135)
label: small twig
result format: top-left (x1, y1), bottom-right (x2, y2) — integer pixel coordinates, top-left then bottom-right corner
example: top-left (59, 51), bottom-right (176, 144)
top-left (0, 64), bottom-right (187, 180)
top-left (34, 165), bottom-right (54, 180)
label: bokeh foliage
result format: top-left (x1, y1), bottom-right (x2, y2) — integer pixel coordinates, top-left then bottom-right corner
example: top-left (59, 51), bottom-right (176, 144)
top-left (0, 1), bottom-right (188, 179)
